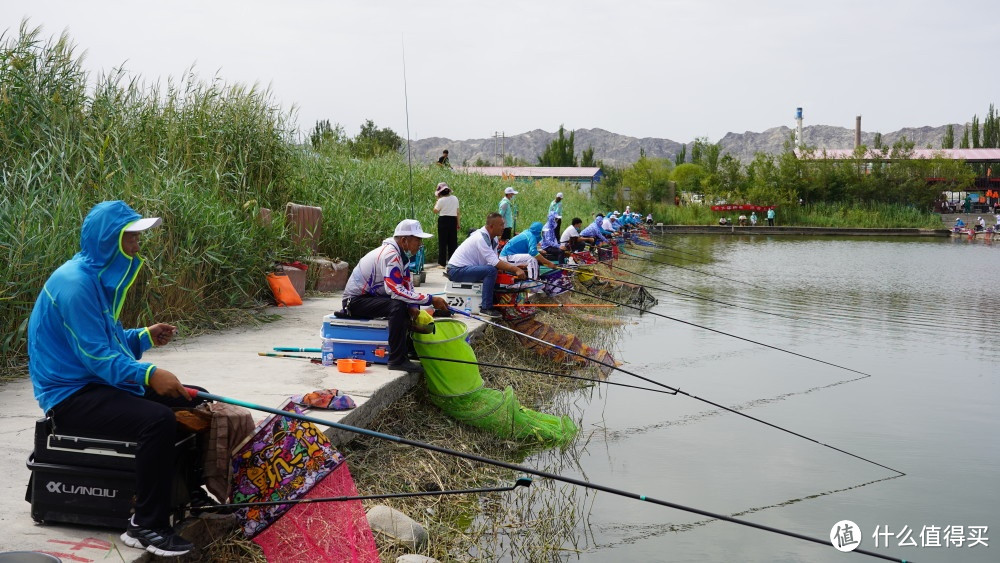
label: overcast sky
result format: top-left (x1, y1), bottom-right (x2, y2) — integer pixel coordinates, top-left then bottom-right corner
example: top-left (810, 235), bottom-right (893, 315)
top-left (5, 1), bottom-right (999, 144)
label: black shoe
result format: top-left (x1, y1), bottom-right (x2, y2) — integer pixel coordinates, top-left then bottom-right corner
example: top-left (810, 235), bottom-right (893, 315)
top-left (388, 360), bottom-right (424, 374)
top-left (478, 309), bottom-right (502, 320)
top-left (121, 521), bottom-right (194, 557)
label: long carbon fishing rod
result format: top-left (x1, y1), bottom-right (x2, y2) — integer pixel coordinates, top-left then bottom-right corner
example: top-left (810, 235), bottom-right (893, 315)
top-left (617, 247), bottom-right (765, 289)
top-left (624, 240), bottom-right (715, 265)
top-left (415, 355), bottom-right (675, 395)
top-left (449, 308), bottom-right (676, 396)
top-left (576, 263), bottom-right (843, 332)
top-left (459, 304), bottom-right (903, 477)
top-left (191, 478), bottom-right (532, 511)
top-left (541, 277), bottom-right (873, 379)
top-left (189, 389), bottom-right (908, 562)
top-left (401, 36), bottom-right (415, 218)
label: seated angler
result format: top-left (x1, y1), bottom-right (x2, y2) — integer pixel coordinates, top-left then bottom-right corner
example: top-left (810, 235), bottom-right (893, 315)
top-left (28, 201), bottom-right (200, 557)
top-left (579, 213), bottom-right (610, 249)
top-left (560, 217), bottom-right (592, 252)
top-left (539, 212), bottom-right (567, 265)
top-left (500, 221), bottom-right (558, 279)
top-left (342, 219), bottom-right (449, 374)
top-left (447, 212), bottom-right (526, 319)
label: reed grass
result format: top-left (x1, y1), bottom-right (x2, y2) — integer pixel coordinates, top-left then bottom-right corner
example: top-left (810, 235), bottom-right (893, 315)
top-left (0, 22), bottom-right (601, 374)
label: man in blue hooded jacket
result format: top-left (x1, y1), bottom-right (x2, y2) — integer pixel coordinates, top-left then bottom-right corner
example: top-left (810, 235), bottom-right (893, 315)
top-left (28, 200), bottom-right (196, 557)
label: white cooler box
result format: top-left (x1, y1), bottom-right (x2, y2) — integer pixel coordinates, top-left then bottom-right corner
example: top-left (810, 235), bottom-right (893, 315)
top-left (321, 314), bottom-right (391, 364)
top-left (445, 281), bottom-right (484, 312)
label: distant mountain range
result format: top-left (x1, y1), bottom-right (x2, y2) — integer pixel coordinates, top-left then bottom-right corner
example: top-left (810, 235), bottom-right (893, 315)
top-left (409, 124), bottom-right (961, 167)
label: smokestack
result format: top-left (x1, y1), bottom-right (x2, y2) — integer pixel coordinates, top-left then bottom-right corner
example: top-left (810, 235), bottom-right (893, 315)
top-left (795, 107), bottom-right (804, 148)
top-left (855, 115), bottom-right (862, 149)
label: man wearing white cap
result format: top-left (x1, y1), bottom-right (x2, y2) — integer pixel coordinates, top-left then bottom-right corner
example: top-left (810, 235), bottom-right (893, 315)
top-left (498, 186), bottom-right (519, 241)
top-left (342, 219), bottom-right (449, 373)
top-left (548, 192), bottom-right (564, 235)
top-left (28, 200), bottom-right (199, 556)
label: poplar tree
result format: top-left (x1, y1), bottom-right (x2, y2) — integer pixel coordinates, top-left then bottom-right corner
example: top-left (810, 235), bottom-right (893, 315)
top-left (971, 115), bottom-right (981, 148)
top-left (537, 125), bottom-right (578, 166)
top-left (984, 104), bottom-right (997, 148)
top-left (942, 124), bottom-right (954, 149)
top-left (960, 126), bottom-right (970, 149)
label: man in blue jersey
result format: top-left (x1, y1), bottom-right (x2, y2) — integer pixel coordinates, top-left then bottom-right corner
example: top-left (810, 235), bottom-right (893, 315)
top-left (28, 200), bottom-right (196, 557)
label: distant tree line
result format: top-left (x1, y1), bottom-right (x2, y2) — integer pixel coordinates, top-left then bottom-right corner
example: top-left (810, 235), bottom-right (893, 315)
top-left (310, 119), bottom-right (402, 158)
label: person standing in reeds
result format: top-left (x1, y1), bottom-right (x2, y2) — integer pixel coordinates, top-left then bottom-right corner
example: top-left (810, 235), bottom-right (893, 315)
top-left (499, 186), bottom-right (518, 242)
top-left (433, 182), bottom-right (460, 266)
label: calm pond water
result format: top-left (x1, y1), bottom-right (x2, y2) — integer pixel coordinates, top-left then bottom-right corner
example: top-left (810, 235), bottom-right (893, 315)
top-left (525, 234), bottom-right (999, 563)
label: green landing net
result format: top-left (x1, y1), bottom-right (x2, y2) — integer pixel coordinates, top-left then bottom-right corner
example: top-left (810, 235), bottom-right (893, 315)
top-left (412, 318), bottom-right (578, 445)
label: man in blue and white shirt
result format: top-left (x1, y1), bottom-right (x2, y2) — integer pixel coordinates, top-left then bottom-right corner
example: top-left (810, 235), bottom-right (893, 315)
top-left (343, 219), bottom-right (448, 373)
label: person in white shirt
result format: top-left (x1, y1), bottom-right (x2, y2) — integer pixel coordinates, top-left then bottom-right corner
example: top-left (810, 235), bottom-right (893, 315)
top-left (432, 182), bottom-right (460, 266)
top-left (447, 213), bottom-right (526, 318)
top-left (560, 217), bottom-right (592, 252)
top-left (342, 219), bottom-right (449, 373)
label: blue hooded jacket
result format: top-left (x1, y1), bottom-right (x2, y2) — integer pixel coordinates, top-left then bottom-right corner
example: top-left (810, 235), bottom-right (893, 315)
top-left (28, 201), bottom-right (158, 413)
top-left (579, 216), bottom-right (608, 242)
top-left (500, 221), bottom-right (544, 257)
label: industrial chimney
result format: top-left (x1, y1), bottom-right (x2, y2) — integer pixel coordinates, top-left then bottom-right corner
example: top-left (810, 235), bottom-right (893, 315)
top-left (795, 107), bottom-right (804, 148)
top-left (855, 115), bottom-right (862, 149)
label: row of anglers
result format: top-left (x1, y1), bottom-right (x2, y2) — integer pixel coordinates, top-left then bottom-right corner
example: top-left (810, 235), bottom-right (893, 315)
top-left (22, 198), bottom-right (644, 557)
top-left (342, 197), bottom-right (649, 374)
top-left (952, 214), bottom-right (1000, 234)
top-left (431, 182), bottom-right (652, 266)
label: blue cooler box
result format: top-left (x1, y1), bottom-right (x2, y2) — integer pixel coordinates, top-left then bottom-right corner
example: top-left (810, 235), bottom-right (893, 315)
top-left (322, 314), bottom-right (391, 364)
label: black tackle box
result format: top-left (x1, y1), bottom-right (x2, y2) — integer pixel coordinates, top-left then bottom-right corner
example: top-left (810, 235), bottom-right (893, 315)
top-left (26, 417), bottom-right (197, 528)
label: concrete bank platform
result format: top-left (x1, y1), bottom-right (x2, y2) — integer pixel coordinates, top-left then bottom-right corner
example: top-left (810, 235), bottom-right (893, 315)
top-left (0, 264), bottom-right (478, 559)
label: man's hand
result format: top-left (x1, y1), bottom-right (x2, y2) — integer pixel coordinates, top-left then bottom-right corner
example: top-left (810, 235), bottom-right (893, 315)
top-left (149, 323), bottom-right (177, 347)
top-left (148, 368), bottom-right (191, 400)
top-left (431, 296), bottom-right (449, 310)
top-left (514, 267), bottom-right (526, 281)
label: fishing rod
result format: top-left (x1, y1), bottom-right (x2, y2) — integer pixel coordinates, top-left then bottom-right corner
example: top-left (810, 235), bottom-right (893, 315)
top-left (188, 389), bottom-right (908, 562)
top-left (578, 263), bottom-right (844, 332)
top-left (449, 307), bottom-right (676, 396)
top-left (415, 355), bottom-right (675, 395)
top-left (617, 248), bottom-right (765, 289)
top-left (259, 352), bottom-right (319, 361)
top-left (623, 240), bottom-right (715, 265)
top-left (493, 303), bottom-right (616, 308)
top-left (191, 478), bottom-right (532, 511)
top-left (541, 278), bottom-right (873, 379)
top-left (401, 35), bottom-right (415, 218)
top-left (457, 304), bottom-right (904, 477)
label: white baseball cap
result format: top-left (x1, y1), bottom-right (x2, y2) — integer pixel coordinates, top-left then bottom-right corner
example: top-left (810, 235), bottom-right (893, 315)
top-left (504, 187), bottom-right (518, 195)
top-left (394, 219), bottom-right (433, 238)
top-left (124, 217), bottom-right (162, 232)
top-left (556, 192), bottom-right (563, 198)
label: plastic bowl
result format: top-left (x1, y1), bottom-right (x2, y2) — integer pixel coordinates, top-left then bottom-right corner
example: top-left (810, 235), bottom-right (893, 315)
top-left (350, 359), bottom-right (367, 373)
top-left (336, 359), bottom-right (354, 373)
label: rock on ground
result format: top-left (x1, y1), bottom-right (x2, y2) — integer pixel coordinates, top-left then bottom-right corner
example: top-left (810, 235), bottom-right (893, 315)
top-left (367, 505), bottom-right (428, 551)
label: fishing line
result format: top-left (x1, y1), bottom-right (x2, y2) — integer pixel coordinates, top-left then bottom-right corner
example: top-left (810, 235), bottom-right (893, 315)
top-left (191, 478), bottom-right (532, 511)
top-left (622, 240), bottom-right (715, 264)
top-left (415, 355), bottom-right (675, 395)
top-left (189, 389), bottom-right (908, 562)
top-left (617, 247), bottom-right (765, 289)
top-left (489, 288), bottom-right (904, 476)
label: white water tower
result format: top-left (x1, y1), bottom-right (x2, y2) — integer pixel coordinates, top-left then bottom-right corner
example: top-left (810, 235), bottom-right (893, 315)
top-left (795, 107), bottom-right (804, 148)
